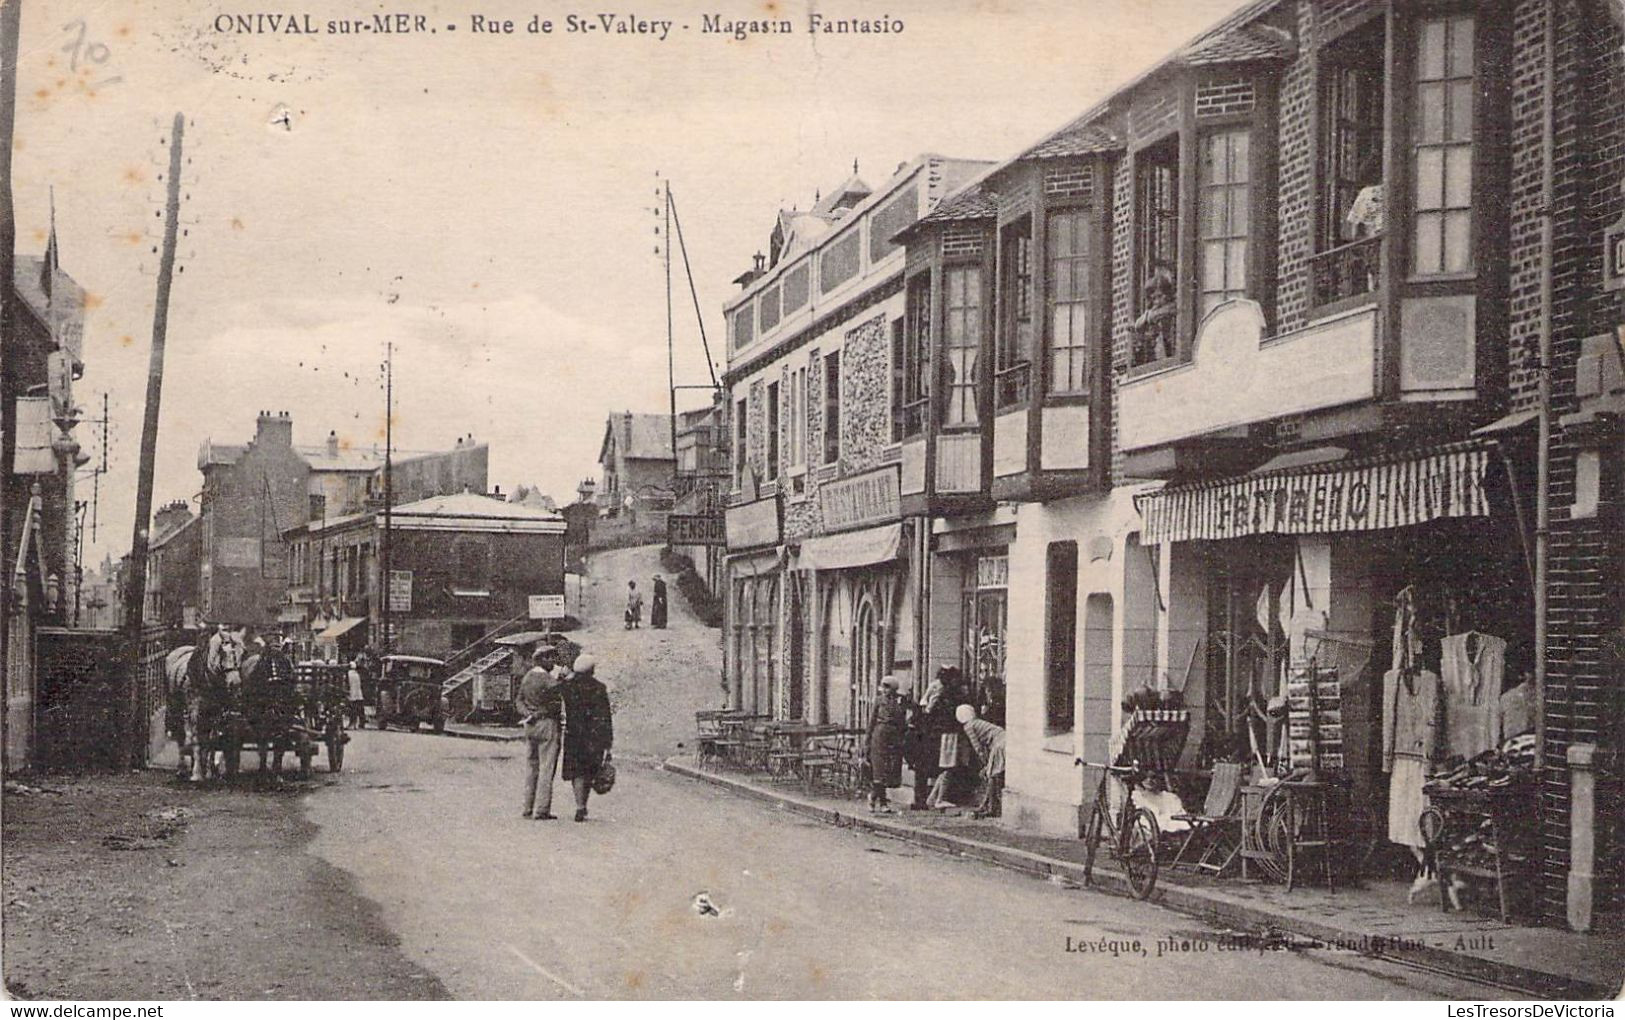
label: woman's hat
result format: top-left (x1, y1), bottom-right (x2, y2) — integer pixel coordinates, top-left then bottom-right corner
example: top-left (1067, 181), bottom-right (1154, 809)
top-left (573, 653), bottom-right (597, 674)
top-left (955, 704), bottom-right (976, 725)
top-left (879, 675), bottom-right (898, 690)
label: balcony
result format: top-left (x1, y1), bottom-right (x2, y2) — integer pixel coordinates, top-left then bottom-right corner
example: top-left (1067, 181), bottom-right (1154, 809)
top-left (1308, 235), bottom-right (1381, 315)
top-left (994, 363), bottom-right (1030, 410)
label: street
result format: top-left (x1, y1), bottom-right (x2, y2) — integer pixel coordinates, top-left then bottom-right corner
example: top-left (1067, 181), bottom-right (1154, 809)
top-left (297, 546), bottom-right (1512, 999)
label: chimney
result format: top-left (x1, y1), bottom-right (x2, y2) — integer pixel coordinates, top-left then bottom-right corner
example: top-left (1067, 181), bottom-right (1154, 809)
top-left (256, 410), bottom-right (293, 448)
top-left (752, 251), bottom-right (766, 274)
top-left (153, 499), bottom-right (193, 537)
top-left (326, 430), bottom-right (339, 457)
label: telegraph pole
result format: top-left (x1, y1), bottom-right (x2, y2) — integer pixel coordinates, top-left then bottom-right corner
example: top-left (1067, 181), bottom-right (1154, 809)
top-left (0, 0), bottom-right (22, 771)
top-left (122, 113), bottom-right (186, 769)
top-left (381, 341), bottom-right (393, 655)
top-left (665, 181), bottom-right (678, 467)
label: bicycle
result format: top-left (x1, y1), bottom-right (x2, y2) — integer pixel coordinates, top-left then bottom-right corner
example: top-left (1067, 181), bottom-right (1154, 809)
top-left (1079, 760), bottom-right (1162, 899)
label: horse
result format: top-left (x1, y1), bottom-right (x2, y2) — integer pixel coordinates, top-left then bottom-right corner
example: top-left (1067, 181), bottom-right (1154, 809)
top-left (164, 632), bottom-right (248, 782)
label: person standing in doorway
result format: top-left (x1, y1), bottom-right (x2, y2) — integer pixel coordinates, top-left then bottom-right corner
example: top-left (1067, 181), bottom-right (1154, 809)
top-left (625, 581), bottom-right (644, 630)
top-left (865, 676), bottom-right (907, 814)
top-left (560, 654), bottom-right (614, 822)
top-left (517, 646), bottom-right (565, 820)
top-left (650, 575), bottom-right (669, 629)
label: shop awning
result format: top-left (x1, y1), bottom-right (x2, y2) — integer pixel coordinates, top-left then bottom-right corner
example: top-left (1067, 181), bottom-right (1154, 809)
top-left (797, 522), bottom-right (903, 572)
top-left (316, 617), bottom-right (367, 641)
top-left (1137, 440), bottom-right (1492, 545)
top-left (494, 631), bottom-right (551, 647)
top-left (276, 607), bottom-right (306, 624)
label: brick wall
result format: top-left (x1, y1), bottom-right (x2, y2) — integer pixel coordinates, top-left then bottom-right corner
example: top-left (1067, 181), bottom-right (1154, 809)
top-left (1273, 0), bottom-right (1320, 335)
top-left (1504, 0), bottom-right (1625, 923)
top-left (1108, 158), bottom-right (1134, 482)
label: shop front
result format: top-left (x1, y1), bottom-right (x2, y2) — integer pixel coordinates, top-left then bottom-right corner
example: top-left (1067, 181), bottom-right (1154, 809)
top-left (1138, 438), bottom-right (1541, 904)
top-left (724, 491), bottom-right (782, 714)
top-left (800, 519), bottom-right (912, 729)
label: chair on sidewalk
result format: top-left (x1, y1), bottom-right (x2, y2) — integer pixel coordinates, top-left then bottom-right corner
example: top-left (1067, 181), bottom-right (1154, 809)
top-left (695, 710), bottom-right (724, 767)
top-left (1170, 761), bottom-right (1245, 875)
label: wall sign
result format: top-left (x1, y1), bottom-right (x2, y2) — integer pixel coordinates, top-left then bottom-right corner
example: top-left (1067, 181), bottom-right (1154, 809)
top-left (1138, 444), bottom-right (1490, 545)
top-left (668, 513), bottom-right (726, 547)
top-left (725, 496), bottom-right (780, 550)
top-left (387, 569), bottom-right (413, 613)
top-left (528, 594), bottom-right (566, 620)
top-left (819, 465), bottom-right (901, 533)
top-left (1605, 214), bottom-right (1625, 293)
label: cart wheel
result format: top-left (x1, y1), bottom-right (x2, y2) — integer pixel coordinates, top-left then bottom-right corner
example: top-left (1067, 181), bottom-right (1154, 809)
top-left (327, 733), bottom-right (345, 772)
top-left (1124, 808), bottom-right (1161, 900)
top-left (1081, 800), bottom-right (1107, 887)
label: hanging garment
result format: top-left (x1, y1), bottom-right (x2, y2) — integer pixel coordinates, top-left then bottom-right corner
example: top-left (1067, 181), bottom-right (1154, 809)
top-left (1383, 668), bottom-right (1442, 773)
top-left (1390, 587), bottom-right (1419, 675)
top-left (1439, 632), bottom-right (1507, 759)
top-left (1388, 757), bottom-right (1429, 848)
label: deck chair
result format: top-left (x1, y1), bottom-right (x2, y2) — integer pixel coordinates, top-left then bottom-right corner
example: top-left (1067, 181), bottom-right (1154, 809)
top-left (1170, 761), bottom-right (1245, 874)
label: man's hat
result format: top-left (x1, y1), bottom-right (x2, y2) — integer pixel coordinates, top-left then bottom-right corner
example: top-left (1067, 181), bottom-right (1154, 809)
top-left (532, 645), bottom-right (558, 663)
top-left (573, 653), bottom-right (597, 674)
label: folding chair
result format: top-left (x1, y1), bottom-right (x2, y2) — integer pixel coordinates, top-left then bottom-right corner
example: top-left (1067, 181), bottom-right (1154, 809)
top-left (1170, 761), bottom-right (1246, 874)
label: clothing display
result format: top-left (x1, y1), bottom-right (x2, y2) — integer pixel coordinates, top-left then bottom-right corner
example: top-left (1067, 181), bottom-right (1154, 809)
top-left (1388, 757), bottom-right (1429, 848)
top-left (1500, 682), bottom-right (1533, 741)
top-left (1439, 632), bottom-right (1507, 759)
top-left (1382, 668), bottom-right (1442, 772)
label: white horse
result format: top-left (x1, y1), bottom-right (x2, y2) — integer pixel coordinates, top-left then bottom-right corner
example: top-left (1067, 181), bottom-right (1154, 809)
top-left (164, 633), bottom-right (247, 782)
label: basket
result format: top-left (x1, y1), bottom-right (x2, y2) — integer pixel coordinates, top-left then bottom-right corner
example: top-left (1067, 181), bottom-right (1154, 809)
top-left (591, 761), bottom-right (617, 795)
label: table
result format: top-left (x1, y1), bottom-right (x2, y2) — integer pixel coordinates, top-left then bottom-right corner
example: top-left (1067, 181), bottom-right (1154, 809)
top-left (1422, 784), bottom-right (1533, 924)
top-left (1239, 779), bottom-right (1338, 891)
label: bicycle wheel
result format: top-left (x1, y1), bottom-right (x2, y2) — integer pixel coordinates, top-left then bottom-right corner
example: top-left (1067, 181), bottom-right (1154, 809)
top-left (1123, 807), bottom-right (1161, 899)
top-left (1082, 799), bottom-right (1109, 887)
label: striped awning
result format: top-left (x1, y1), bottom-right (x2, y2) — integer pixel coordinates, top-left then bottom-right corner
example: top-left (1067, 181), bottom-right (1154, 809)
top-left (1137, 441), bottom-right (1492, 545)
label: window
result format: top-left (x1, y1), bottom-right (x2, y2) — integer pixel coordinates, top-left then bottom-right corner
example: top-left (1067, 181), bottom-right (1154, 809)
top-left (731, 302), bottom-right (755, 350)
top-left (733, 398), bottom-right (747, 488)
top-left (1412, 14), bottom-right (1474, 276)
top-left (823, 351), bottom-right (841, 464)
top-left (1046, 209), bottom-right (1092, 395)
top-left (789, 366), bottom-right (807, 468)
top-left (454, 537), bottom-right (489, 593)
top-left (759, 284), bottom-right (782, 333)
top-left (996, 217), bottom-right (1033, 409)
top-left (1198, 129), bottom-right (1251, 319)
top-left (897, 275), bottom-right (931, 439)
top-left (1132, 136), bottom-right (1180, 367)
top-left (890, 318), bottom-right (907, 442)
top-left (765, 381), bottom-right (780, 481)
top-left (820, 230), bottom-right (861, 294)
top-left (1319, 27), bottom-right (1385, 250)
top-left (943, 265), bottom-right (981, 426)
top-left (783, 263), bottom-right (810, 314)
top-left (1045, 541), bottom-right (1079, 734)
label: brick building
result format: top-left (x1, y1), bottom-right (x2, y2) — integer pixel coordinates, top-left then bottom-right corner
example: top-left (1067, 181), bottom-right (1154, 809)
top-left (142, 500), bottom-right (201, 630)
top-left (597, 412), bottom-right (675, 515)
top-left (197, 411), bottom-right (490, 630)
top-left (724, 0), bottom-right (1618, 931)
top-left (283, 491), bottom-right (565, 659)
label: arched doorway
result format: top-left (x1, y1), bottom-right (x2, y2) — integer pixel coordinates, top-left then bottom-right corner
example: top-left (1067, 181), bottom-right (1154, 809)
top-left (753, 577), bottom-right (779, 715)
top-left (852, 595), bottom-right (883, 729)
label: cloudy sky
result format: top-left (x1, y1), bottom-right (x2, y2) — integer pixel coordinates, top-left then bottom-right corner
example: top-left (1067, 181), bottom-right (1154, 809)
top-left (11, 0), bottom-right (1244, 563)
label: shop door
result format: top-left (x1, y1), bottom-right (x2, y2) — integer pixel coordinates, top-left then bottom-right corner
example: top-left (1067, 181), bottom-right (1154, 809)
top-left (852, 598), bottom-right (881, 728)
top-left (962, 552), bottom-right (1009, 725)
top-left (1202, 539), bottom-right (1292, 765)
top-left (753, 579), bottom-right (778, 716)
top-left (787, 579), bottom-right (805, 720)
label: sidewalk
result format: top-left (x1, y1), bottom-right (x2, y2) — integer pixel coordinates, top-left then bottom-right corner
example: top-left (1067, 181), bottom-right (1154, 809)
top-left (663, 756), bottom-right (1623, 1000)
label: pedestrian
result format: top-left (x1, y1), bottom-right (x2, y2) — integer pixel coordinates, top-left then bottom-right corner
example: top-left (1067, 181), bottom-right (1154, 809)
top-left (625, 581), bottom-right (644, 630)
top-left (559, 653), bottom-right (614, 822)
top-left (346, 658), bottom-right (366, 729)
top-left (865, 676), bottom-right (907, 814)
top-left (955, 704), bottom-right (1006, 819)
top-left (650, 575), bottom-right (668, 629)
top-left (516, 646), bottom-right (565, 821)
top-left (910, 665), bottom-right (963, 810)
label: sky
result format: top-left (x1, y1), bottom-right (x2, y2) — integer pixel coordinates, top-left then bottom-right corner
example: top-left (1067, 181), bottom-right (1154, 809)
top-left (11, 0), bottom-right (1247, 565)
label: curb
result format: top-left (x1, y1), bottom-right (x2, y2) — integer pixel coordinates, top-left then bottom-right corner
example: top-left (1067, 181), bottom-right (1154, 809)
top-left (663, 758), bottom-right (1613, 1000)
top-left (439, 727), bottom-right (523, 743)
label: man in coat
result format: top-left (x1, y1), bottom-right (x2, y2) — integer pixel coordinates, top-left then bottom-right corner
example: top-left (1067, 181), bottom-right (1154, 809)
top-left (559, 653), bottom-right (614, 822)
top-left (516, 645), bottom-right (564, 820)
top-left (650, 575), bottom-right (669, 629)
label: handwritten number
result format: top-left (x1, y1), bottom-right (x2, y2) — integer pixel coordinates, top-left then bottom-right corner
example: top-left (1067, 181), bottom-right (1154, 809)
top-left (60, 19), bottom-right (120, 88)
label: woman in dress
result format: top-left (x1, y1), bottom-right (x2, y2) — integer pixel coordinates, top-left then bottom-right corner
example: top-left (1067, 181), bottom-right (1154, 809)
top-left (865, 676), bottom-right (907, 814)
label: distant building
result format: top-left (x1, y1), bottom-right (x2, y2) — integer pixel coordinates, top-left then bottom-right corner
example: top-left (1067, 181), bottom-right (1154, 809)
top-left (143, 501), bottom-right (201, 630)
top-left (283, 491), bottom-right (566, 659)
top-left (597, 411), bottom-right (674, 514)
top-left (196, 411), bottom-right (490, 629)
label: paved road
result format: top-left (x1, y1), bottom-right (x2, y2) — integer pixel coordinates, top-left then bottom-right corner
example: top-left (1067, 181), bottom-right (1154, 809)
top-left (301, 545), bottom-right (1509, 999)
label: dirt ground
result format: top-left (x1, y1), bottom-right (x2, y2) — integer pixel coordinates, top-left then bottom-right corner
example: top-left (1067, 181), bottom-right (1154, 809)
top-left (2, 769), bottom-right (450, 1000)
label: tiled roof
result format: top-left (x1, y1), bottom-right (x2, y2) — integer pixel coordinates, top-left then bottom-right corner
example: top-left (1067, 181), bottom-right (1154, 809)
top-left (1180, 23), bottom-right (1294, 66)
top-left (1024, 123), bottom-right (1124, 161)
top-left (917, 187), bottom-right (997, 226)
top-left (602, 413), bottom-right (674, 463)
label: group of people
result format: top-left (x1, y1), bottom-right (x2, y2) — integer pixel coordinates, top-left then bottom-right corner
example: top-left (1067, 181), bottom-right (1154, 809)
top-left (515, 644), bottom-right (616, 822)
top-left (864, 665), bottom-right (1007, 819)
top-left (624, 576), bottom-right (668, 630)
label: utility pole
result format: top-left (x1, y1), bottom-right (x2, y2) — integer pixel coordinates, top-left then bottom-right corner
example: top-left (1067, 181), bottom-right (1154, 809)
top-left (0, 0), bottom-right (23, 771)
top-left (381, 341), bottom-right (393, 656)
top-left (665, 181), bottom-right (678, 468)
top-left (122, 113), bottom-right (186, 770)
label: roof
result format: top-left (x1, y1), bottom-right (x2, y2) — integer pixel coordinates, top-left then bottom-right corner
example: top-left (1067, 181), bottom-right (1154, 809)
top-left (151, 513), bottom-right (200, 552)
top-left (810, 173), bottom-right (872, 217)
top-left (300, 444), bottom-right (385, 472)
top-left (12, 254), bottom-right (84, 328)
top-left (994, 0), bottom-right (1288, 172)
top-left (1024, 123), bottom-right (1125, 161)
top-left (600, 413), bottom-right (674, 465)
top-left (197, 440), bottom-right (246, 470)
top-left (1181, 23), bottom-right (1293, 66)
top-left (911, 186), bottom-right (998, 229)
top-left (393, 490), bottom-right (563, 521)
